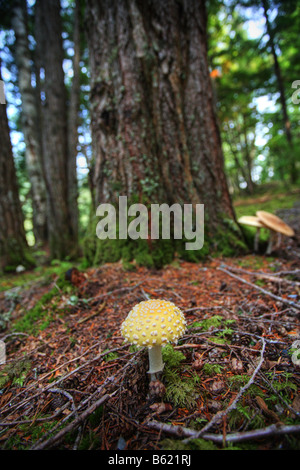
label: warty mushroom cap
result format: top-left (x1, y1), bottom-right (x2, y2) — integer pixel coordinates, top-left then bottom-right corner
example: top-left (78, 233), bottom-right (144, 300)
top-left (120, 299), bottom-right (187, 348)
top-left (238, 215), bottom-right (264, 228)
top-left (256, 211), bottom-right (295, 237)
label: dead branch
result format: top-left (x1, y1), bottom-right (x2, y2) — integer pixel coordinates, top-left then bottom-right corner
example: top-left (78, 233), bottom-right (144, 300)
top-left (27, 350), bottom-right (143, 449)
top-left (31, 391), bottom-right (116, 450)
top-left (85, 280), bottom-right (145, 304)
top-left (182, 336), bottom-right (266, 441)
top-left (77, 301), bottom-right (106, 324)
top-left (0, 344), bottom-right (129, 418)
top-left (145, 420), bottom-right (300, 444)
top-left (218, 266), bottom-right (300, 310)
top-left (220, 264), bottom-right (300, 286)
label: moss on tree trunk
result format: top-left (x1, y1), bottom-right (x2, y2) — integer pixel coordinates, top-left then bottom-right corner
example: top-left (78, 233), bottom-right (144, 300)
top-left (84, 0), bottom-right (245, 266)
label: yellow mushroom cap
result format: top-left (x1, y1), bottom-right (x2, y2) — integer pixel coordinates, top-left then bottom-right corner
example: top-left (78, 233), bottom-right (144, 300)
top-left (120, 299), bottom-right (187, 348)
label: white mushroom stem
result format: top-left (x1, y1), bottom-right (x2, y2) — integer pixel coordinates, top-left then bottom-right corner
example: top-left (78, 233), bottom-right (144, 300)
top-left (266, 230), bottom-right (275, 255)
top-left (254, 227), bottom-right (261, 252)
top-left (276, 232), bottom-right (282, 250)
top-left (147, 345), bottom-right (164, 381)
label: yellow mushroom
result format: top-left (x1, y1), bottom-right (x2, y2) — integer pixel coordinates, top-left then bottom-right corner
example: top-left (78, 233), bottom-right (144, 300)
top-left (120, 299), bottom-right (186, 381)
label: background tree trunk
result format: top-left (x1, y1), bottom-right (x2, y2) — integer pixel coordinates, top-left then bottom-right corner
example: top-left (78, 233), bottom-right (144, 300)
top-left (0, 63), bottom-right (30, 271)
top-left (86, 0), bottom-right (238, 237)
top-left (11, 0), bottom-right (47, 247)
top-left (67, 0), bottom-right (81, 249)
top-left (35, 0), bottom-right (77, 259)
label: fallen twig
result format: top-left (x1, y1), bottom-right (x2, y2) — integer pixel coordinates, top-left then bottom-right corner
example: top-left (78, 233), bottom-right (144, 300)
top-left (271, 269), bottom-right (300, 277)
top-left (220, 264), bottom-right (300, 286)
top-left (29, 350), bottom-right (142, 449)
top-left (145, 420), bottom-right (300, 444)
top-left (218, 266), bottom-right (300, 310)
top-left (0, 344), bottom-right (129, 417)
top-left (86, 280), bottom-right (145, 304)
top-left (77, 301), bottom-right (106, 324)
top-left (181, 336), bottom-right (266, 441)
top-left (31, 391), bottom-right (116, 449)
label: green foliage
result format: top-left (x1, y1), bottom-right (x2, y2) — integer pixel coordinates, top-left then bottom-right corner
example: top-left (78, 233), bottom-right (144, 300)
top-left (0, 359), bottom-right (31, 389)
top-left (164, 368), bottom-right (198, 408)
top-left (12, 271), bottom-right (76, 334)
top-left (162, 345), bottom-right (198, 408)
top-left (162, 344), bottom-right (186, 368)
top-left (266, 371), bottom-right (297, 399)
top-left (192, 314), bottom-right (223, 331)
top-left (234, 190), bottom-right (299, 220)
top-left (162, 437), bottom-right (218, 451)
top-left (228, 403), bottom-right (265, 431)
top-left (0, 311), bottom-right (11, 330)
top-left (103, 350), bottom-right (119, 362)
top-left (3, 421), bottom-right (56, 449)
top-left (207, 0), bottom-right (300, 192)
top-left (202, 363), bottom-right (224, 376)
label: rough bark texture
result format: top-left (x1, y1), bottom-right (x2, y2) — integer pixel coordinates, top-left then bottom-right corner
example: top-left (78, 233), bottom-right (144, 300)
top-left (86, 0), bottom-right (236, 231)
top-left (0, 65), bottom-right (29, 270)
top-left (11, 0), bottom-right (47, 246)
top-left (67, 0), bottom-right (81, 248)
top-left (35, 0), bottom-right (77, 259)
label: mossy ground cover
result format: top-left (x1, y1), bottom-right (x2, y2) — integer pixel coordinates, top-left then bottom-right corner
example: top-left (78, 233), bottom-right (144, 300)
top-left (0, 188), bottom-right (299, 449)
top-left (0, 250), bottom-right (299, 450)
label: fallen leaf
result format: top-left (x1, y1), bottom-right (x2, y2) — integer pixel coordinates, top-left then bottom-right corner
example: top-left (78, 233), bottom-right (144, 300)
top-left (149, 402), bottom-right (172, 414)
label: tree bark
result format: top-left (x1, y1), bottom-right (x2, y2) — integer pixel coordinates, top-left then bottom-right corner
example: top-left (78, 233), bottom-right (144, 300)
top-left (0, 63), bottom-right (30, 271)
top-left (11, 0), bottom-right (47, 246)
top-left (67, 0), bottom-right (81, 249)
top-left (35, 0), bottom-right (77, 259)
top-left (86, 0), bottom-right (236, 234)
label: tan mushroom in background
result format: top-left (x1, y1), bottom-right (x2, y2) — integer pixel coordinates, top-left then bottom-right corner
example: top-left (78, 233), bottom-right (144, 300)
top-left (121, 299), bottom-right (186, 382)
top-left (237, 215), bottom-right (264, 252)
top-left (256, 210), bottom-right (295, 255)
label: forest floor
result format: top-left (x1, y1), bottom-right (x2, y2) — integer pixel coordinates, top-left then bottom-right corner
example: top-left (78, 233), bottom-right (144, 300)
top-left (0, 197), bottom-right (300, 451)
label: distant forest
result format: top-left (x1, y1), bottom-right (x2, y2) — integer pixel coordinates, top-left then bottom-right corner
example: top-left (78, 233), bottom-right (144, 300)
top-left (0, 0), bottom-right (299, 271)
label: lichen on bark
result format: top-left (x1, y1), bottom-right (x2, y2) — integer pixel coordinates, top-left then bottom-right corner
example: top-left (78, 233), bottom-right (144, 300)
top-left (84, 0), bottom-right (244, 264)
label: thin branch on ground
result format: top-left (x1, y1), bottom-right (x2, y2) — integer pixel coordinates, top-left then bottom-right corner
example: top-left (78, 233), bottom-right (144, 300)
top-left (85, 280), bottom-right (145, 304)
top-left (218, 266), bottom-right (300, 310)
top-left (145, 420), bottom-right (300, 444)
top-left (183, 336), bottom-right (266, 441)
top-left (220, 263), bottom-right (300, 286)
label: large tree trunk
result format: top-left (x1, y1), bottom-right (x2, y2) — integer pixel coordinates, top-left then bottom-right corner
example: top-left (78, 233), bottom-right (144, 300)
top-left (86, 1), bottom-right (234, 216)
top-left (67, 0), bottom-right (81, 249)
top-left (35, 0), bottom-right (77, 259)
top-left (85, 0), bottom-right (242, 264)
top-left (11, 0), bottom-right (47, 247)
top-left (0, 64), bottom-right (30, 271)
